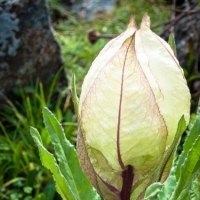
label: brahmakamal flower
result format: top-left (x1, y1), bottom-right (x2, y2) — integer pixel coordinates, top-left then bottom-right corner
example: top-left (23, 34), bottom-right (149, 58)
top-left (76, 14), bottom-right (190, 200)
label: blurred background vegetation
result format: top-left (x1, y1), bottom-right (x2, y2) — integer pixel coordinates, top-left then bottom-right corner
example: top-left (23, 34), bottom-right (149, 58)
top-left (0, 0), bottom-right (199, 199)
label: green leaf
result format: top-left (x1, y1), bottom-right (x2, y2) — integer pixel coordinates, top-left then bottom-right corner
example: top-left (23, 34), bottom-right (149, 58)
top-left (71, 73), bottom-right (79, 116)
top-left (190, 174), bottom-right (200, 199)
top-left (144, 116), bottom-right (186, 199)
top-left (44, 181), bottom-right (56, 200)
top-left (30, 127), bottom-right (74, 200)
top-left (144, 182), bottom-right (163, 200)
top-left (146, 110), bottom-right (200, 200)
top-left (168, 34), bottom-right (177, 57)
top-left (42, 107), bottom-right (101, 200)
top-left (152, 116), bottom-right (186, 183)
top-left (157, 165), bottom-right (176, 200)
top-left (170, 110), bottom-right (200, 200)
top-left (144, 165), bottom-right (177, 200)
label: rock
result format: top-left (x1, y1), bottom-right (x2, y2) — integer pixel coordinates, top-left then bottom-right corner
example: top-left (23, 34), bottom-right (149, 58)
top-left (0, 0), bottom-right (63, 98)
top-left (68, 0), bottom-right (118, 20)
top-left (161, 0), bottom-right (199, 68)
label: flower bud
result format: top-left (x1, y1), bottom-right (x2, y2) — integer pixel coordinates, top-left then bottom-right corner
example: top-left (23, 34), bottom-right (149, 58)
top-left (77, 14), bottom-right (190, 200)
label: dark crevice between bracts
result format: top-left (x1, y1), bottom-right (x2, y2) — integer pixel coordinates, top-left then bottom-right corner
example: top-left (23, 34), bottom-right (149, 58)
top-left (116, 36), bottom-right (135, 170)
top-left (120, 165), bottom-right (134, 200)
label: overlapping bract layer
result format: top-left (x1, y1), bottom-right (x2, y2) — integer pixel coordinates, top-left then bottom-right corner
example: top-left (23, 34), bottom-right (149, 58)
top-left (77, 14), bottom-right (190, 200)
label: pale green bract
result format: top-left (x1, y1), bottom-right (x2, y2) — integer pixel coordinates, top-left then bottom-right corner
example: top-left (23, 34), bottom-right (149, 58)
top-left (76, 14), bottom-right (191, 200)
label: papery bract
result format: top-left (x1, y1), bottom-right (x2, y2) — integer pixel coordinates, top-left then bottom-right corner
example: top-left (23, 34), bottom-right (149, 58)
top-left (76, 14), bottom-right (190, 200)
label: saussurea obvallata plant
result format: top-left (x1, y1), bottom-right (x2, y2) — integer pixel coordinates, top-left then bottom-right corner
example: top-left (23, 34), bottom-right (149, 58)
top-left (30, 14), bottom-right (200, 200)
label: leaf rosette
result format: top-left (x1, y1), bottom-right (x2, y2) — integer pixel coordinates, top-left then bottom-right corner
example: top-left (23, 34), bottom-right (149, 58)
top-left (76, 14), bottom-right (191, 200)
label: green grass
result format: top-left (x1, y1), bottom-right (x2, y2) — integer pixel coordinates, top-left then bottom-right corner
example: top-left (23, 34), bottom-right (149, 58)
top-left (0, 72), bottom-right (76, 199)
top-left (0, 0), bottom-right (170, 199)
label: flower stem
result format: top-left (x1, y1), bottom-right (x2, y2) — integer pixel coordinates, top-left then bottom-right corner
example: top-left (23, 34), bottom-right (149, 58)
top-left (121, 165), bottom-right (134, 200)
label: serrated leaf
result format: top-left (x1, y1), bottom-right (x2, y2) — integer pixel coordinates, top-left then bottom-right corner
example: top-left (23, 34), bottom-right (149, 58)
top-left (168, 34), bottom-right (177, 57)
top-left (30, 127), bottom-right (74, 200)
top-left (150, 110), bottom-right (200, 200)
top-left (144, 182), bottom-right (163, 200)
top-left (42, 107), bottom-right (101, 200)
top-left (190, 173), bottom-right (200, 199)
top-left (157, 165), bottom-right (176, 200)
top-left (170, 110), bottom-right (200, 200)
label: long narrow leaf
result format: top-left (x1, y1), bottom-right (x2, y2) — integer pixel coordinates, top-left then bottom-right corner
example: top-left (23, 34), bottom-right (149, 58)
top-left (71, 73), bottom-right (79, 117)
top-left (30, 127), bottom-right (74, 200)
top-left (42, 107), bottom-right (101, 200)
top-left (170, 110), bottom-right (200, 200)
top-left (146, 110), bottom-right (200, 200)
top-left (168, 34), bottom-right (177, 57)
top-left (153, 116), bottom-right (186, 183)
